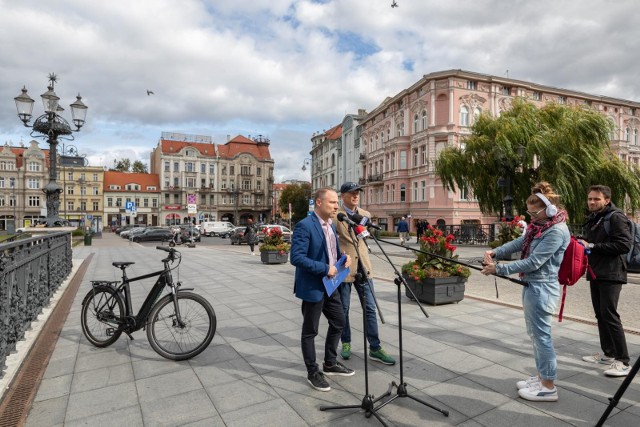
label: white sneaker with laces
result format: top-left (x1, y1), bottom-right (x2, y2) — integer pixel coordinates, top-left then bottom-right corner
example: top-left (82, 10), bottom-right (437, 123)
top-left (604, 361), bottom-right (630, 377)
top-left (516, 376), bottom-right (540, 390)
top-left (518, 382), bottom-right (558, 402)
top-left (582, 353), bottom-right (615, 364)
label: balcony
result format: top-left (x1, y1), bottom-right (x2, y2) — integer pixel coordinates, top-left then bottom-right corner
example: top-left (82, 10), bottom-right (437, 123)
top-left (359, 153), bottom-right (366, 160)
top-left (358, 178), bottom-right (367, 185)
top-left (368, 174), bottom-right (383, 184)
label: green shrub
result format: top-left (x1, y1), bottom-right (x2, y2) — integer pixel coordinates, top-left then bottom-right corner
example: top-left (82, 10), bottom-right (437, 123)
top-left (71, 228), bottom-right (85, 237)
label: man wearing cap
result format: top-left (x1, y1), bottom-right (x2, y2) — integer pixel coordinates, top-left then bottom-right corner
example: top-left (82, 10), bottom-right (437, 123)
top-left (336, 182), bottom-right (396, 365)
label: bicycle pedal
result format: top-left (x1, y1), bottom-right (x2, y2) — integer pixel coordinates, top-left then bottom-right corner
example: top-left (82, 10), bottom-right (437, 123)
top-left (106, 328), bottom-right (115, 336)
top-left (125, 332), bottom-right (135, 340)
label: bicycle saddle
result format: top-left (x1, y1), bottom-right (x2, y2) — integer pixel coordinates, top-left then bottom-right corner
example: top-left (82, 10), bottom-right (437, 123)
top-left (112, 262), bottom-right (135, 268)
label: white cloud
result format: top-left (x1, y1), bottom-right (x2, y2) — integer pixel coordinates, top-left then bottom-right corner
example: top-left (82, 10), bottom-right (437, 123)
top-left (1, 0), bottom-right (640, 182)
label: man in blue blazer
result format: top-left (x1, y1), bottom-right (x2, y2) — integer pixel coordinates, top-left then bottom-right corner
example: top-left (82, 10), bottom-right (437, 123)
top-left (291, 187), bottom-right (354, 391)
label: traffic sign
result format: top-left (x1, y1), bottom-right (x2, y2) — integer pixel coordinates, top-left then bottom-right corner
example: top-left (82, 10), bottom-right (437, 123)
top-left (125, 201), bottom-right (135, 211)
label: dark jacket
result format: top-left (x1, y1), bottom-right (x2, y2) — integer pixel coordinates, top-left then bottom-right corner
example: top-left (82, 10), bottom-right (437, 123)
top-left (584, 202), bottom-right (632, 284)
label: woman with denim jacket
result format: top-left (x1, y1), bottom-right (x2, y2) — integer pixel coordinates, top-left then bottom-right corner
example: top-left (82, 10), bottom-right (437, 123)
top-left (481, 182), bottom-right (570, 402)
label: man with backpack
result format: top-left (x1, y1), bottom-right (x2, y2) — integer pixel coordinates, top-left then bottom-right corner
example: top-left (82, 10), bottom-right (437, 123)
top-left (580, 185), bottom-right (632, 377)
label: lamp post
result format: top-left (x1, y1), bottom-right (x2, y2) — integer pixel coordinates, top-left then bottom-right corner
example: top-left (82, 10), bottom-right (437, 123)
top-left (14, 73), bottom-right (88, 227)
top-left (497, 146), bottom-right (525, 221)
top-left (301, 157), bottom-right (312, 172)
top-left (10, 179), bottom-right (17, 233)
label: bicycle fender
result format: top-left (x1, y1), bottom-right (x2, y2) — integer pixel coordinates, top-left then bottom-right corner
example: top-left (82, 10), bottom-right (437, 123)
top-left (177, 288), bottom-right (195, 292)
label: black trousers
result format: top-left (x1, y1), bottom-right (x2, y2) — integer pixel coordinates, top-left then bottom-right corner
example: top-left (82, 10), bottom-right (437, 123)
top-left (590, 281), bottom-right (630, 365)
top-left (301, 290), bottom-right (345, 375)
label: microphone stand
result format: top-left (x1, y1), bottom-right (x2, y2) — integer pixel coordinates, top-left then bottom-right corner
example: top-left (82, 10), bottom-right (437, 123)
top-left (320, 223), bottom-right (389, 425)
top-left (366, 230), bottom-right (450, 420)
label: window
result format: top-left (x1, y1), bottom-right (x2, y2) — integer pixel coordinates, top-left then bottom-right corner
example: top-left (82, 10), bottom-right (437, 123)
top-left (164, 161), bottom-right (170, 172)
top-left (0, 196), bottom-right (4, 207)
top-left (201, 163), bottom-right (206, 173)
top-left (635, 129), bottom-right (639, 146)
top-left (173, 177), bottom-right (179, 187)
top-left (143, 198), bottom-right (149, 207)
top-left (92, 201), bottom-right (99, 211)
top-left (242, 180), bottom-right (251, 190)
top-left (152, 198), bottom-right (158, 208)
top-left (413, 182), bottom-right (418, 201)
top-left (421, 181), bottom-right (426, 201)
top-left (80, 201), bottom-right (87, 211)
top-left (502, 86), bottom-right (511, 96)
top-left (625, 127), bottom-right (630, 141)
top-left (28, 178), bottom-right (40, 189)
top-left (0, 177), bottom-right (4, 188)
top-left (400, 151), bottom-right (407, 169)
top-left (28, 161), bottom-right (40, 172)
top-left (558, 96), bottom-right (567, 104)
top-left (413, 148), bottom-right (418, 168)
top-left (9, 195), bottom-right (15, 207)
top-left (107, 198), bottom-right (113, 207)
top-left (243, 194), bottom-right (251, 205)
top-left (209, 164), bottom-right (215, 174)
top-left (186, 177), bottom-right (196, 188)
top-left (421, 110), bottom-right (427, 130)
top-left (174, 162), bottom-right (179, 172)
top-left (93, 173), bottom-right (98, 181)
top-left (67, 172), bottom-right (73, 181)
top-left (80, 187), bottom-right (87, 195)
top-left (400, 184), bottom-right (406, 202)
top-left (222, 166), bottom-right (227, 175)
top-left (67, 201), bottom-right (74, 211)
top-left (256, 180), bottom-right (262, 190)
top-left (116, 198), bottom-right (122, 207)
top-left (397, 123), bottom-right (403, 136)
top-left (532, 91), bottom-right (541, 101)
top-left (414, 114), bottom-right (419, 133)
top-left (80, 173), bottom-right (86, 181)
top-left (93, 187), bottom-right (99, 195)
top-left (230, 166), bottom-right (235, 175)
top-left (467, 80), bottom-right (477, 90)
top-left (241, 165), bottom-right (251, 175)
top-left (186, 162), bottom-right (194, 172)
top-left (460, 106), bottom-right (469, 126)
top-left (256, 167), bottom-right (261, 176)
top-left (421, 145), bottom-right (427, 165)
top-left (29, 196), bottom-right (41, 207)
top-left (473, 107), bottom-right (481, 121)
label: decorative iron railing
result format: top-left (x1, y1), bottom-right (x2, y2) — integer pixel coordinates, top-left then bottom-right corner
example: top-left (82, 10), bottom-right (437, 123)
top-left (0, 232), bottom-right (72, 377)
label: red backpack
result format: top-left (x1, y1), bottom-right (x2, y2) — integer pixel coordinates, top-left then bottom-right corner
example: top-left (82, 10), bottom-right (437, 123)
top-left (557, 236), bottom-right (594, 321)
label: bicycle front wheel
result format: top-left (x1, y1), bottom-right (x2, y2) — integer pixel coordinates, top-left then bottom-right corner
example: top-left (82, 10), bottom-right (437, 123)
top-left (146, 292), bottom-right (216, 360)
top-left (81, 285), bottom-right (124, 347)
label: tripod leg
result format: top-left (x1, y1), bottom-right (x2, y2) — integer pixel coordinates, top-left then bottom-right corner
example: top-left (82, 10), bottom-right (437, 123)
top-left (596, 355), bottom-right (640, 427)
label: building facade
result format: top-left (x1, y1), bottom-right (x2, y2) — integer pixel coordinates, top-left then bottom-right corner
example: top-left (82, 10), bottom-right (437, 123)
top-left (314, 69), bottom-right (640, 232)
top-left (59, 155), bottom-right (104, 232)
top-left (309, 124), bottom-right (341, 191)
top-left (103, 171), bottom-right (161, 228)
top-left (150, 132), bottom-right (275, 226)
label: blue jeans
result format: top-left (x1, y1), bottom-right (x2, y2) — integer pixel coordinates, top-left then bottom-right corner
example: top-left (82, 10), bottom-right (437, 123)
top-left (339, 281), bottom-right (381, 351)
top-left (522, 281), bottom-right (559, 381)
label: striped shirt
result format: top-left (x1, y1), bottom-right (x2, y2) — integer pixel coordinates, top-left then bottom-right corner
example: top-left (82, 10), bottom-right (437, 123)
top-left (315, 212), bottom-right (337, 268)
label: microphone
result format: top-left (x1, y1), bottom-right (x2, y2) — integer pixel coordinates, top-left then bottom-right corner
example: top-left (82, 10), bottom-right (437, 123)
top-left (351, 213), bottom-right (382, 230)
top-left (337, 212), bottom-right (358, 227)
top-left (354, 224), bottom-right (370, 240)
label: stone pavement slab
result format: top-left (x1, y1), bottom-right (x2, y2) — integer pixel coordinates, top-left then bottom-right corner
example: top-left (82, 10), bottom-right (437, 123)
top-left (17, 233), bottom-right (640, 426)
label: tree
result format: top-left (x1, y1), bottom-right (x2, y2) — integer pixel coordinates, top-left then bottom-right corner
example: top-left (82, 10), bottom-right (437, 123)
top-left (279, 183), bottom-right (312, 223)
top-left (436, 98), bottom-right (640, 222)
top-left (132, 160), bottom-right (148, 173)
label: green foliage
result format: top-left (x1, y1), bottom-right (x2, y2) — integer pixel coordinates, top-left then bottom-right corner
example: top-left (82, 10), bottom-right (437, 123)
top-left (436, 98), bottom-right (640, 222)
top-left (132, 160), bottom-right (148, 173)
top-left (110, 158), bottom-right (148, 173)
top-left (259, 227), bottom-right (291, 254)
top-left (401, 226), bottom-right (470, 280)
top-left (71, 228), bottom-right (85, 237)
top-left (496, 216), bottom-right (525, 244)
top-left (279, 182), bottom-right (312, 222)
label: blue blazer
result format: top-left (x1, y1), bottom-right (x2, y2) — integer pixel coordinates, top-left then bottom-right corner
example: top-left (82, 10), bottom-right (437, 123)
top-left (290, 214), bottom-right (342, 303)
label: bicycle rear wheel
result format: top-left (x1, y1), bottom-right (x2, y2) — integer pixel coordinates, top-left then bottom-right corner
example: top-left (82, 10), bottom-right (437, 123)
top-left (146, 292), bottom-right (216, 360)
top-left (81, 285), bottom-right (124, 347)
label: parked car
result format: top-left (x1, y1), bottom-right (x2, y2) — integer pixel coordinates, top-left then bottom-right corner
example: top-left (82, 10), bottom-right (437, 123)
top-left (174, 225), bottom-right (201, 242)
top-left (229, 227), bottom-right (248, 245)
top-left (132, 228), bottom-right (172, 243)
top-left (121, 226), bottom-right (147, 238)
top-left (259, 225), bottom-right (292, 242)
top-left (219, 226), bottom-right (243, 239)
top-left (115, 224), bottom-right (144, 235)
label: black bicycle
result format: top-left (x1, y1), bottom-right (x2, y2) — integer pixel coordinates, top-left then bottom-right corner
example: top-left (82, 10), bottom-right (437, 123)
top-left (80, 246), bottom-right (216, 360)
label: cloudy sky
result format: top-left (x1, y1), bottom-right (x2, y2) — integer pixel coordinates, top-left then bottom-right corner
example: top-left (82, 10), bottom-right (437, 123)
top-left (1, 0), bottom-right (639, 182)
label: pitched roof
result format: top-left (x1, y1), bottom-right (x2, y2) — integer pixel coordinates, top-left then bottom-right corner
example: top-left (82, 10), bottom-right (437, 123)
top-left (1, 146), bottom-right (51, 169)
top-left (217, 135), bottom-right (272, 161)
top-left (104, 171), bottom-right (160, 192)
top-left (160, 139), bottom-right (216, 157)
top-left (324, 124), bottom-right (342, 140)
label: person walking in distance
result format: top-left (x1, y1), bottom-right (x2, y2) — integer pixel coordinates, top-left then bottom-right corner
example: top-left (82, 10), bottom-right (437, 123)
top-left (397, 216), bottom-right (409, 245)
top-left (290, 188), bottom-right (354, 392)
top-left (482, 182), bottom-right (570, 402)
top-left (580, 185), bottom-right (632, 377)
top-left (245, 218), bottom-right (258, 255)
top-left (336, 182), bottom-right (396, 365)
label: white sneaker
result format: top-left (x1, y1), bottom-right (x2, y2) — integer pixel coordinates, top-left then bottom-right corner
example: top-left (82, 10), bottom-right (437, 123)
top-left (582, 353), bottom-right (615, 364)
top-left (516, 376), bottom-right (540, 390)
top-left (251, 252), bottom-right (255, 255)
top-left (518, 382), bottom-right (558, 402)
top-left (604, 361), bottom-right (630, 377)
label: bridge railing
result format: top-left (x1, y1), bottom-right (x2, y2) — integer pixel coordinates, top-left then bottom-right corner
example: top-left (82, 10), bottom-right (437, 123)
top-left (0, 232), bottom-right (72, 377)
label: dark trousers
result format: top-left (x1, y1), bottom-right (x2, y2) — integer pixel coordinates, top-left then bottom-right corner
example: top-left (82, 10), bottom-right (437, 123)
top-left (590, 281), bottom-right (630, 365)
top-left (301, 290), bottom-right (345, 375)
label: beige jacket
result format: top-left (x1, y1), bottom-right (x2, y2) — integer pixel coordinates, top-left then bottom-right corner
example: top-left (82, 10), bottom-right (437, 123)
top-left (335, 207), bottom-right (373, 283)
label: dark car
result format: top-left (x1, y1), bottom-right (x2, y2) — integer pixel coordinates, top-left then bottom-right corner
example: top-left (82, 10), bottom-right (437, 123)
top-left (229, 227), bottom-right (248, 245)
top-left (175, 225), bottom-right (201, 242)
top-left (132, 228), bottom-right (172, 243)
top-left (115, 224), bottom-right (144, 235)
top-left (220, 226), bottom-right (243, 239)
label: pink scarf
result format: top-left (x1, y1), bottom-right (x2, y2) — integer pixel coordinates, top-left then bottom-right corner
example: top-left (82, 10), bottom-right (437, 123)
top-left (520, 210), bottom-right (567, 260)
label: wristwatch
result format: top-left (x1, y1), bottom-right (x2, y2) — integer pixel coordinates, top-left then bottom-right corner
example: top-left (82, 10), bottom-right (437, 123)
top-left (588, 243), bottom-right (595, 249)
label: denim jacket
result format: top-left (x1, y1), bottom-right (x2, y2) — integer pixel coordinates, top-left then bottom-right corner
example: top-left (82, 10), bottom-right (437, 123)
top-left (493, 223), bottom-right (570, 283)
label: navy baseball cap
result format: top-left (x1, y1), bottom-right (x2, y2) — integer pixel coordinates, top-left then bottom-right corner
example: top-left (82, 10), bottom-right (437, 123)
top-left (340, 182), bottom-right (363, 193)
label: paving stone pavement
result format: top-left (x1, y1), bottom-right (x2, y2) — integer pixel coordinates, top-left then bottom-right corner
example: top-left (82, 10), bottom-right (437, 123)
top-left (21, 234), bottom-right (640, 426)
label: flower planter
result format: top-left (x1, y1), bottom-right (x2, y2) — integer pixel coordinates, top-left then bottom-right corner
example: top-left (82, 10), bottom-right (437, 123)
top-left (260, 251), bottom-right (289, 265)
top-left (402, 274), bottom-right (466, 305)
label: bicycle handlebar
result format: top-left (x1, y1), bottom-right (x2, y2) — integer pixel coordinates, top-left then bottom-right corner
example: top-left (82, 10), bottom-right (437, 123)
top-left (156, 246), bottom-right (174, 253)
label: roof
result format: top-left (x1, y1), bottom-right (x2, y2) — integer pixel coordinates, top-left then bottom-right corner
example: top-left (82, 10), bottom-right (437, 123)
top-left (324, 124), bottom-right (342, 140)
top-left (103, 171), bottom-right (160, 192)
top-left (160, 140), bottom-right (216, 157)
top-left (1, 146), bottom-right (51, 169)
top-left (217, 135), bottom-right (272, 161)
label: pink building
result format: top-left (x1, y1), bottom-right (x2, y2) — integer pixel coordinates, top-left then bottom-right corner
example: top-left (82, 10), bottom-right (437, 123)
top-left (355, 69), bottom-right (640, 232)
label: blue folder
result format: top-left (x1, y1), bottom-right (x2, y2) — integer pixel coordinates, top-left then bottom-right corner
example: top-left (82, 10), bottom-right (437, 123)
top-left (322, 254), bottom-right (349, 296)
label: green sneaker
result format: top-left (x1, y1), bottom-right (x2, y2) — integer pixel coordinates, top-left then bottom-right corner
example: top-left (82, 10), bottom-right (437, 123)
top-left (341, 343), bottom-right (351, 360)
top-left (369, 347), bottom-right (396, 365)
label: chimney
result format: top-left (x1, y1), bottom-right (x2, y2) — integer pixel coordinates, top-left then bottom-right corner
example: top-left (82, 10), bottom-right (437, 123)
top-left (227, 134), bottom-right (230, 142)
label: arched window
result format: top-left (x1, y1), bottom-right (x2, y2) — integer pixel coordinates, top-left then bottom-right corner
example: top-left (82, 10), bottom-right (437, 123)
top-left (331, 154), bottom-right (335, 167)
top-left (460, 106), bottom-right (469, 126)
top-left (397, 123), bottom-right (403, 136)
top-left (421, 110), bottom-right (427, 130)
top-left (380, 131), bottom-right (384, 143)
top-left (634, 128), bottom-right (639, 146)
top-left (387, 128), bottom-right (391, 141)
top-left (625, 127), bottom-right (630, 141)
top-left (473, 107), bottom-right (481, 121)
top-left (414, 113), bottom-right (419, 133)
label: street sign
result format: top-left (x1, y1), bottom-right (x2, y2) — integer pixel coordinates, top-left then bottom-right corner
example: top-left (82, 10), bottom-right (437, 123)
top-left (87, 214), bottom-right (93, 220)
top-left (125, 201), bottom-right (135, 211)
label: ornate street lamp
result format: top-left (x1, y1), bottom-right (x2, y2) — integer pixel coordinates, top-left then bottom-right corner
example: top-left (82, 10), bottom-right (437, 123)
top-left (301, 157), bottom-right (312, 172)
top-left (14, 73), bottom-right (88, 227)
